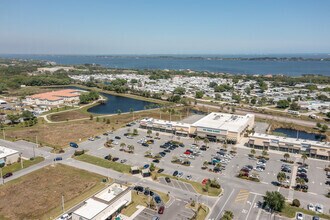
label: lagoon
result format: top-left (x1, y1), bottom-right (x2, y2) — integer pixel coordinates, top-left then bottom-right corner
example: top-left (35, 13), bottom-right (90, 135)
top-left (87, 92), bottom-right (157, 114)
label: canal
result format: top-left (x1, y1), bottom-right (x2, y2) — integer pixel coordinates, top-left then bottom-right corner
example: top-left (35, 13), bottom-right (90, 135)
top-left (272, 128), bottom-right (326, 141)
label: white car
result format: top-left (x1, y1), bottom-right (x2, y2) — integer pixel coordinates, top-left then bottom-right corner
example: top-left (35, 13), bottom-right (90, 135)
top-left (177, 172), bottom-right (183, 178)
top-left (188, 155), bottom-right (195, 160)
top-left (57, 214), bottom-right (69, 220)
top-left (315, 204), bottom-right (323, 213)
top-left (180, 154), bottom-right (187, 158)
top-left (307, 203), bottom-right (314, 211)
top-left (112, 141), bottom-right (119, 145)
top-left (296, 212), bottom-right (304, 220)
top-left (88, 137), bottom-right (94, 141)
top-left (186, 175), bottom-right (192, 180)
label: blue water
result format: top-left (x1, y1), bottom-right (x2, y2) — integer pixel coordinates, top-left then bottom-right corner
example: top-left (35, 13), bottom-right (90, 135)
top-left (87, 92), bottom-right (157, 114)
top-left (273, 128), bottom-right (326, 141)
top-left (1, 54), bottom-right (330, 76)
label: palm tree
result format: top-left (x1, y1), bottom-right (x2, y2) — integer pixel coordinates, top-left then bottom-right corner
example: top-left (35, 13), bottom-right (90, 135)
top-left (155, 132), bottom-right (160, 139)
top-left (250, 149), bottom-right (256, 157)
top-left (222, 210), bottom-right (234, 220)
top-left (262, 150), bottom-right (268, 157)
top-left (203, 138), bottom-right (210, 147)
top-left (301, 153), bottom-right (308, 166)
top-left (172, 156), bottom-right (178, 162)
top-left (120, 142), bottom-right (126, 151)
top-left (296, 177), bottom-right (305, 186)
top-left (147, 129), bottom-right (152, 137)
top-left (203, 160), bottom-right (209, 167)
top-left (128, 145), bottom-right (134, 153)
top-left (283, 153), bottom-right (290, 162)
top-left (194, 136), bottom-right (200, 145)
top-left (277, 172), bottom-right (286, 185)
top-left (144, 150), bottom-right (152, 157)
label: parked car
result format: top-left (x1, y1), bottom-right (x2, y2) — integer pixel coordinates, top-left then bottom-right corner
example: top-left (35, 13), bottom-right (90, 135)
top-left (69, 142), bottom-right (78, 148)
top-left (152, 159), bottom-right (160, 163)
top-left (157, 168), bottom-right (164, 173)
top-left (3, 172), bottom-right (13, 179)
top-left (133, 186), bottom-right (144, 192)
top-left (245, 165), bottom-right (253, 171)
top-left (112, 157), bottom-right (119, 162)
top-left (54, 157), bottom-right (63, 161)
top-left (296, 212), bottom-right (304, 220)
top-left (312, 216), bottom-right (320, 220)
top-left (154, 196), bottom-right (162, 204)
top-left (120, 159), bottom-right (127, 163)
top-left (95, 136), bottom-right (101, 139)
top-left (308, 203), bottom-right (314, 211)
top-left (115, 136), bottom-right (121, 139)
top-left (165, 177), bottom-right (171, 183)
top-left (142, 143), bottom-right (149, 147)
top-left (173, 170), bottom-right (178, 176)
top-left (186, 175), bottom-right (192, 180)
top-left (158, 206), bottom-right (165, 214)
top-left (177, 172), bottom-right (183, 178)
top-left (88, 137), bottom-right (94, 141)
top-left (143, 164), bottom-right (150, 169)
top-left (315, 204), bottom-right (323, 213)
top-left (202, 178), bottom-right (209, 185)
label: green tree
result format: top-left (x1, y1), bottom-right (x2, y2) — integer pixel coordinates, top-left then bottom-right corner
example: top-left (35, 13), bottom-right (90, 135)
top-left (173, 87), bottom-right (186, 95)
top-left (194, 136), bottom-right (200, 144)
top-left (147, 129), bottom-right (152, 137)
top-left (316, 122), bottom-right (322, 128)
top-left (89, 114), bottom-right (94, 120)
top-left (263, 191), bottom-right (285, 213)
top-left (276, 100), bottom-right (290, 109)
top-left (221, 210), bottom-right (234, 220)
top-left (301, 153), bottom-right (308, 165)
top-left (6, 114), bottom-right (20, 124)
top-left (289, 102), bottom-right (300, 111)
top-left (195, 90), bottom-right (204, 99)
top-left (150, 162), bottom-right (155, 172)
top-left (277, 172), bottom-right (286, 185)
top-left (106, 119), bottom-right (110, 124)
top-left (203, 138), bottom-right (210, 147)
top-left (326, 112), bottom-right (330, 118)
top-left (250, 149), bottom-right (256, 156)
top-left (283, 153), bottom-right (290, 161)
top-left (120, 142), bottom-right (126, 151)
top-left (321, 124), bottom-right (328, 132)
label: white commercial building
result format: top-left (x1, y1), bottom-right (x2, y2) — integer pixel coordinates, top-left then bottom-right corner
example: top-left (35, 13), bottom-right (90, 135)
top-left (72, 183), bottom-right (131, 220)
top-left (0, 146), bottom-right (20, 166)
top-left (140, 112), bottom-right (255, 143)
top-left (191, 112), bottom-right (255, 143)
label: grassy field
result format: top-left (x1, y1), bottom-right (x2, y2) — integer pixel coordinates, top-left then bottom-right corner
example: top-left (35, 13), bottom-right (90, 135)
top-left (4, 106), bottom-right (189, 149)
top-left (157, 173), bottom-right (221, 197)
top-left (280, 203), bottom-right (330, 219)
top-left (121, 190), bottom-right (170, 217)
top-left (0, 164), bottom-right (106, 220)
top-left (2, 156), bottom-right (44, 175)
top-left (74, 154), bottom-right (132, 173)
top-left (49, 110), bottom-right (88, 121)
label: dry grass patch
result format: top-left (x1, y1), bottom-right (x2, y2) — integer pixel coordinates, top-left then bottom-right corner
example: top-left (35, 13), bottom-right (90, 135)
top-left (0, 164), bottom-right (105, 220)
top-left (49, 110), bottom-right (88, 122)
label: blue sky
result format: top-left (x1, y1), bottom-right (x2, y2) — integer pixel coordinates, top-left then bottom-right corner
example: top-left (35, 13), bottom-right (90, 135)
top-left (1, 0), bottom-right (330, 54)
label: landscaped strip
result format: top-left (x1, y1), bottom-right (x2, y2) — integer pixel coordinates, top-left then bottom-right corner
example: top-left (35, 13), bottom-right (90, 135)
top-left (280, 203), bottom-right (330, 220)
top-left (157, 173), bottom-right (222, 196)
top-left (122, 190), bottom-right (169, 217)
top-left (74, 154), bottom-right (131, 174)
top-left (2, 156), bottom-right (44, 175)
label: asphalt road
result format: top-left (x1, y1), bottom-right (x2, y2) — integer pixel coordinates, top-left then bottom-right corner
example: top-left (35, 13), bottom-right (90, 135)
top-left (1, 124), bottom-right (329, 220)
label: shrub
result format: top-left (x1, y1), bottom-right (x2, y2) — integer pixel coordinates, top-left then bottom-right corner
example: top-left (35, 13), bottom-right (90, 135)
top-left (292, 199), bottom-right (300, 207)
top-left (74, 150), bottom-right (85, 156)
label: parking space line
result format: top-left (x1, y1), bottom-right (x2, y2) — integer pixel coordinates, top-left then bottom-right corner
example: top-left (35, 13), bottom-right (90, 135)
top-left (215, 188), bottom-right (235, 220)
top-left (245, 194), bottom-right (257, 220)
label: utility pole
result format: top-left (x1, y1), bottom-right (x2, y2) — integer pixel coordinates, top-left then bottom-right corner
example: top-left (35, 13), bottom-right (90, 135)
top-left (2, 128), bottom-right (5, 140)
top-left (33, 136), bottom-right (37, 158)
top-left (0, 168), bottom-right (3, 184)
top-left (61, 194), bottom-right (65, 213)
top-left (20, 153), bottom-right (23, 169)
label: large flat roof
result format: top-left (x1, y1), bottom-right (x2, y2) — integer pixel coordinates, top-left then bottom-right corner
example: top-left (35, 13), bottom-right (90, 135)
top-left (94, 183), bottom-right (127, 202)
top-left (73, 198), bottom-right (108, 219)
top-left (0, 146), bottom-right (19, 158)
top-left (250, 133), bottom-right (330, 149)
top-left (192, 112), bottom-right (254, 132)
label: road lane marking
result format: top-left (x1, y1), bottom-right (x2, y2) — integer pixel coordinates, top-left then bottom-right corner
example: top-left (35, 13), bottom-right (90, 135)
top-left (256, 207), bottom-right (262, 220)
top-left (215, 188), bottom-right (235, 220)
top-left (245, 194), bottom-right (257, 220)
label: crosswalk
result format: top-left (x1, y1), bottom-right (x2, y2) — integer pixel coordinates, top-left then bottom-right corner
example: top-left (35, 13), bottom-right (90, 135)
top-left (235, 189), bottom-right (250, 203)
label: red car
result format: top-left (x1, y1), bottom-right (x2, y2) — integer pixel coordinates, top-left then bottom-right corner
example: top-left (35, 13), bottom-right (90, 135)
top-left (202, 178), bottom-right (209, 185)
top-left (158, 206), bottom-right (165, 214)
top-left (184, 151), bottom-right (191, 155)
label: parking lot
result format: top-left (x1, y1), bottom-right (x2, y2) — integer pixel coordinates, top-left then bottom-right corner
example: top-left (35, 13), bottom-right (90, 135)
top-left (159, 177), bottom-right (196, 193)
top-left (76, 121), bottom-right (330, 216)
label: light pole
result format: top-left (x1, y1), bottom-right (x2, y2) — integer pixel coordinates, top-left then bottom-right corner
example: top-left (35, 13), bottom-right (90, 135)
top-left (20, 153), bottom-right (23, 169)
top-left (0, 168), bottom-right (4, 184)
top-left (2, 128), bottom-right (5, 140)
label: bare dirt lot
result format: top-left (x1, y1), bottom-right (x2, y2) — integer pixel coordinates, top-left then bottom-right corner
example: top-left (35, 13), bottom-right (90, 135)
top-left (0, 164), bottom-right (105, 220)
top-left (5, 107), bottom-right (190, 149)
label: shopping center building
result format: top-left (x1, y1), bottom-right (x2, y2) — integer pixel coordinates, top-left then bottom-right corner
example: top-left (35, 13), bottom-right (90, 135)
top-left (139, 112), bottom-right (255, 143)
top-left (248, 133), bottom-right (330, 160)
